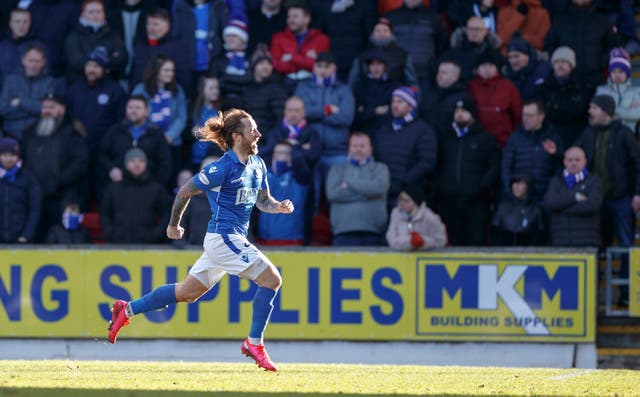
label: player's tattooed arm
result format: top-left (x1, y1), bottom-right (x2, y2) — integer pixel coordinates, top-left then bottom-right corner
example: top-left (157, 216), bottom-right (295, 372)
top-left (168, 179), bottom-right (202, 226)
top-left (256, 188), bottom-right (294, 214)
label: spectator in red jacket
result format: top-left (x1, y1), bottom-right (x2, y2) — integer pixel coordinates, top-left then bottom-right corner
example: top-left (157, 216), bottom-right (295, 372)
top-left (269, 3), bottom-right (329, 92)
top-left (467, 50), bottom-right (522, 148)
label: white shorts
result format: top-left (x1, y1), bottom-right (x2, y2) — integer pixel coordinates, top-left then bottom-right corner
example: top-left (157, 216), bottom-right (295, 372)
top-left (189, 232), bottom-right (272, 288)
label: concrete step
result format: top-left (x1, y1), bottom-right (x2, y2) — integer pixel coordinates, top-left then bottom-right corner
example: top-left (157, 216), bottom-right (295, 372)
top-left (597, 348), bottom-right (640, 369)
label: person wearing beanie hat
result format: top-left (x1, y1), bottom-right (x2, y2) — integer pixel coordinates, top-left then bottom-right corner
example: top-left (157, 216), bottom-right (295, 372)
top-left (0, 135), bottom-right (41, 243)
top-left (386, 186), bottom-right (447, 251)
top-left (595, 47), bottom-right (640, 132)
top-left (550, 46), bottom-right (576, 70)
top-left (437, 92), bottom-right (501, 246)
top-left (124, 147), bottom-right (148, 165)
top-left (392, 86), bottom-right (418, 109)
top-left (87, 46), bottom-right (109, 70)
top-left (590, 94), bottom-right (616, 118)
top-left (503, 34), bottom-right (552, 101)
top-left (223, 19), bottom-right (249, 45)
top-left (468, 48), bottom-right (523, 148)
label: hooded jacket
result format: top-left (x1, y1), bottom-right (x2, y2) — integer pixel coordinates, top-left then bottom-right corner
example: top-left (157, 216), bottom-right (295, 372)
top-left (386, 202), bottom-right (447, 250)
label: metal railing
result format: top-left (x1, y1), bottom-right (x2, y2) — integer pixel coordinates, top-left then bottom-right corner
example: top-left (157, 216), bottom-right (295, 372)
top-left (605, 247), bottom-right (630, 316)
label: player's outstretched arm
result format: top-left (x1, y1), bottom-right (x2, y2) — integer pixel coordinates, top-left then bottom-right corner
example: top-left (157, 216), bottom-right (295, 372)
top-left (167, 179), bottom-right (203, 239)
top-left (256, 188), bottom-right (294, 214)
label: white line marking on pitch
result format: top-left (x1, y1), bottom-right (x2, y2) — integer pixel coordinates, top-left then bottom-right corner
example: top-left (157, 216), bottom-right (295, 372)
top-left (548, 369), bottom-right (596, 381)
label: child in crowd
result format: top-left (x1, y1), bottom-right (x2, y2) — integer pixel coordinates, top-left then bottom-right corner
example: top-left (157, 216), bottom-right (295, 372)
top-left (45, 200), bottom-right (90, 244)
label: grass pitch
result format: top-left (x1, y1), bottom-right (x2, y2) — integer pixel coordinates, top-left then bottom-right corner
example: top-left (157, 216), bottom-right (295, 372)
top-left (0, 360), bottom-right (638, 396)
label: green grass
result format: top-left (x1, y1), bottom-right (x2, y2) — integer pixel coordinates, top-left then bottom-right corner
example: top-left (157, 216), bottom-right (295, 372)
top-left (0, 360), bottom-right (638, 396)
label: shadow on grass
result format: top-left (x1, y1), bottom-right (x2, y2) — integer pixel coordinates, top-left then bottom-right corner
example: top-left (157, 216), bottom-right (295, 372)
top-left (0, 389), bottom-right (498, 397)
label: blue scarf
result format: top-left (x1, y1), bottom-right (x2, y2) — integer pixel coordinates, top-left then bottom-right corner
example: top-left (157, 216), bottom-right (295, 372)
top-left (348, 156), bottom-right (372, 167)
top-left (62, 212), bottom-right (84, 231)
top-left (226, 51), bottom-right (247, 75)
top-left (315, 74), bottom-right (336, 87)
top-left (283, 118), bottom-right (307, 140)
top-left (392, 109), bottom-right (415, 131)
top-left (452, 122), bottom-right (469, 138)
top-left (563, 168), bottom-right (588, 189)
top-left (0, 163), bottom-right (20, 183)
top-left (128, 120), bottom-right (148, 142)
top-left (149, 88), bottom-right (173, 132)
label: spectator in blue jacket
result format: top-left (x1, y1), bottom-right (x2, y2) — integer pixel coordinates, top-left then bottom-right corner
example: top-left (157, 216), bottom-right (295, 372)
top-left (0, 44), bottom-right (55, 141)
top-left (0, 137), bottom-right (41, 243)
top-left (256, 140), bottom-right (310, 245)
top-left (295, 52), bottom-right (355, 212)
top-left (132, 53), bottom-right (187, 182)
top-left (0, 8), bottom-right (41, 89)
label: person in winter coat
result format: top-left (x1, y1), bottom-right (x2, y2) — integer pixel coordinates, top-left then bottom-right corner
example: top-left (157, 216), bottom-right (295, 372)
top-left (503, 35), bottom-right (551, 102)
top-left (501, 100), bottom-right (563, 204)
top-left (467, 50), bottom-right (522, 148)
top-left (436, 97), bottom-right (500, 246)
top-left (595, 48), bottom-right (640, 135)
top-left (0, 137), bottom-right (41, 244)
top-left (63, 0), bottom-right (127, 83)
top-left (99, 94), bottom-right (172, 188)
top-left (0, 44), bottom-right (56, 141)
top-left (0, 8), bottom-right (42, 87)
top-left (100, 147), bottom-right (170, 244)
top-left (545, 146), bottom-right (604, 246)
top-left (45, 200), bottom-right (90, 244)
top-left (386, 185), bottom-right (447, 251)
top-left (247, 0), bottom-right (286, 54)
top-left (445, 0), bottom-right (499, 33)
top-left (496, 0), bottom-right (551, 53)
top-left (491, 173), bottom-right (545, 246)
top-left (326, 132), bottom-right (390, 246)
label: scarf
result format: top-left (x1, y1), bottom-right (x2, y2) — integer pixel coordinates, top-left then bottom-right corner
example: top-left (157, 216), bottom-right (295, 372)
top-left (392, 109), bottom-right (415, 131)
top-left (79, 17), bottom-right (105, 33)
top-left (563, 168), bottom-right (588, 189)
top-left (452, 122), bottom-right (469, 138)
top-left (283, 118), bottom-right (307, 140)
top-left (348, 156), bottom-right (372, 167)
top-left (149, 88), bottom-right (173, 132)
top-left (226, 51), bottom-right (247, 75)
top-left (0, 163), bottom-right (20, 183)
top-left (315, 74), bottom-right (336, 87)
top-left (128, 120), bottom-right (148, 143)
top-left (62, 212), bottom-right (84, 231)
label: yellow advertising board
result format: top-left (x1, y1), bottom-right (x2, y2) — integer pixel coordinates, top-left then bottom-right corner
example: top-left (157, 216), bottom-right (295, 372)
top-left (630, 249), bottom-right (640, 316)
top-left (0, 249), bottom-right (596, 342)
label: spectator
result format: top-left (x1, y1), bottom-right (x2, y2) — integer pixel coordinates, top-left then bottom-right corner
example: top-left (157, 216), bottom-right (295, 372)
top-left (100, 147), bottom-right (170, 244)
top-left (496, 0), bottom-right (551, 53)
top-left (446, 0), bottom-right (499, 33)
top-left (467, 50), bottom-right (522, 148)
top-left (574, 94), bottom-right (640, 250)
top-left (171, 0), bottom-right (245, 79)
top-left (535, 46), bottom-right (592, 147)
top-left (0, 8), bottom-right (40, 86)
top-left (190, 74), bottom-right (223, 172)
top-left (373, 86), bottom-right (437, 208)
top-left (22, 93), bottom-right (88, 241)
top-left (0, 137), bottom-right (41, 244)
top-left (270, 3), bottom-right (329, 91)
top-left (130, 8), bottom-right (191, 93)
top-left (241, 44), bottom-right (287, 137)
top-left (347, 16), bottom-right (419, 90)
top-left (66, 47), bottom-right (126, 158)
top-left (247, 0), bottom-right (286, 54)
top-left (64, 0), bottom-right (127, 83)
top-left (295, 52), bottom-right (354, 211)
top-left (326, 132), bottom-right (390, 246)
top-left (132, 54), bottom-right (187, 180)
top-left (502, 100), bottom-right (563, 204)
top-left (545, 146), bottom-right (604, 246)
top-left (261, 95), bottom-right (321, 169)
top-left (436, 97), bottom-right (500, 246)
top-left (0, 44), bottom-right (55, 141)
top-left (544, 0), bottom-right (622, 85)
top-left (386, 185), bottom-right (447, 251)
top-left (439, 16), bottom-right (502, 82)
top-left (210, 19), bottom-right (253, 108)
top-left (379, 0), bottom-right (430, 15)
top-left (491, 173), bottom-right (545, 246)
top-left (309, 0), bottom-right (377, 81)
top-left (22, 0), bottom-right (80, 77)
top-left (595, 48), bottom-right (640, 135)
top-left (256, 141), bottom-right (310, 245)
top-left (419, 59), bottom-right (469, 134)
top-left (99, 94), bottom-right (172, 188)
top-left (384, 0), bottom-right (448, 83)
top-left (352, 48), bottom-right (399, 136)
top-left (503, 35), bottom-right (551, 102)
top-left (45, 200), bottom-right (90, 244)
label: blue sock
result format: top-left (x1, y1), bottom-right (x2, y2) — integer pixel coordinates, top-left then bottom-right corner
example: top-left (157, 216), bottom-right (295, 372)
top-left (129, 284), bottom-right (177, 315)
top-left (249, 287), bottom-right (278, 341)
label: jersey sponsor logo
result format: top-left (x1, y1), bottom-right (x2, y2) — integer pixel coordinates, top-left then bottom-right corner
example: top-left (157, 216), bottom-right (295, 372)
top-left (235, 187), bottom-right (258, 205)
top-left (198, 172), bottom-right (209, 185)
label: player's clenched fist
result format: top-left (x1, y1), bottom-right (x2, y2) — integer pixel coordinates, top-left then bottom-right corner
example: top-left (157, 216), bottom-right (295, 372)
top-left (278, 200), bottom-right (294, 214)
top-left (166, 225), bottom-right (184, 240)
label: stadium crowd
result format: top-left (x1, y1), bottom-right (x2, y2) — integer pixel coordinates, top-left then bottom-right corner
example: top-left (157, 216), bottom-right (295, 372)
top-left (1, 0), bottom-right (640, 256)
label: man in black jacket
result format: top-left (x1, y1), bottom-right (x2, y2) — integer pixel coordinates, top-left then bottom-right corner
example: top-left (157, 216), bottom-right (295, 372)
top-left (419, 59), bottom-right (468, 135)
top-left (436, 97), bottom-right (500, 245)
top-left (545, 146), bottom-right (603, 246)
top-left (100, 147), bottom-right (170, 244)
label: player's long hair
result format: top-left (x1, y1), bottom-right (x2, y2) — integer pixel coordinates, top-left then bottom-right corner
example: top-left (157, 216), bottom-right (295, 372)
top-left (197, 108), bottom-right (251, 151)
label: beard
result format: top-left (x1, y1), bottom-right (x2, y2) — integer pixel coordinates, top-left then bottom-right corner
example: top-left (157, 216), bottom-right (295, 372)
top-left (241, 136), bottom-right (259, 155)
top-left (36, 117), bottom-right (58, 137)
